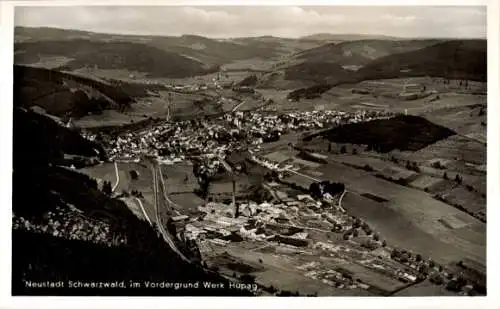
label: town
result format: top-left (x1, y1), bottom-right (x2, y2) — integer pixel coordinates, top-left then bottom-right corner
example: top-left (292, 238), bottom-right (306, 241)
top-left (78, 107), bottom-right (485, 297)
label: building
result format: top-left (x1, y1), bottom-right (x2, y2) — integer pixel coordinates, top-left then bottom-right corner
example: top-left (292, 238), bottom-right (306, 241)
top-left (274, 235), bottom-right (310, 247)
top-left (208, 238), bottom-right (230, 246)
top-left (403, 83), bottom-right (424, 93)
top-left (297, 194), bottom-right (314, 201)
top-left (171, 215), bottom-right (189, 222)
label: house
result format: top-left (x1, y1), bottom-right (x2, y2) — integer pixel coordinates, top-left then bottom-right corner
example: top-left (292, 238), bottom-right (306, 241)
top-left (403, 83), bottom-right (424, 93)
top-left (209, 238), bottom-right (230, 246)
top-left (401, 272), bottom-right (417, 282)
top-left (297, 194), bottom-right (314, 201)
top-left (171, 215), bottom-right (189, 222)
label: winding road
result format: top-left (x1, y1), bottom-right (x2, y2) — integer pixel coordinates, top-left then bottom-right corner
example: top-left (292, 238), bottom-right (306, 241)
top-left (232, 99), bottom-right (246, 112)
top-left (134, 197), bottom-right (153, 226)
top-left (112, 161), bottom-right (120, 192)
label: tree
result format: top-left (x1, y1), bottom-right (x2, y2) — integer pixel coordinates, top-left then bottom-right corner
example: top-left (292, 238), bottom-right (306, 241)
top-left (428, 260), bottom-right (435, 268)
top-left (328, 143), bottom-right (332, 152)
top-left (416, 254), bottom-right (422, 262)
top-left (198, 175), bottom-right (211, 199)
top-left (373, 233), bottom-right (380, 241)
top-left (382, 240), bottom-right (387, 247)
top-left (102, 181), bottom-right (112, 195)
top-left (309, 182), bottom-right (322, 199)
top-left (129, 170), bottom-right (139, 180)
top-left (432, 161), bottom-right (443, 169)
top-left (418, 265), bottom-right (429, 275)
top-left (353, 218), bottom-right (361, 229)
top-left (353, 229), bottom-right (359, 237)
top-left (430, 274), bottom-right (444, 285)
top-left (340, 145), bottom-right (347, 154)
top-left (455, 174), bottom-right (462, 184)
top-left (352, 148), bottom-right (358, 155)
top-left (443, 172), bottom-right (448, 180)
top-left (391, 248), bottom-right (400, 259)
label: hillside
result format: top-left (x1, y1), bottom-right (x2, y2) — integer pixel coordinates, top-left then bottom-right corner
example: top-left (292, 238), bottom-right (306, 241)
top-left (15, 39), bottom-right (218, 78)
top-left (12, 108), bottom-right (251, 296)
top-left (299, 33), bottom-right (403, 42)
top-left (14, 65), bottom-right (166, 118)
top-left (281, 39), bottom-right (487, 97)
top-left (303, 115), bottom-right (456, 153)
top-left (281, 39), bottom-right (444, 83)
top-left (284, 62), bottom-right (355, 84)
top-left (294, 39), bottom-right (443, 66)
top-left (13, 106), bottom-right (106, 167)
top-left (358, 40), bottom-right (487, 81)
top-left (14, 27), bottom-right (309, 67)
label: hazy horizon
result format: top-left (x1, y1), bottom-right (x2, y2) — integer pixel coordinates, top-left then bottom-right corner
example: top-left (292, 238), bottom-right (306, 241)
top-left (15, 6), bottom-right (487, 39)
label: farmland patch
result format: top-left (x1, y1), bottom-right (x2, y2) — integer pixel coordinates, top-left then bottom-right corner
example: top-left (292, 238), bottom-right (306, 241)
top-left (410, 175), bottom-right (444, 190)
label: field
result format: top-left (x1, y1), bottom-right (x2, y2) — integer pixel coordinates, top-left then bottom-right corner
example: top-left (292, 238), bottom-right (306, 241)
top-left (422, 101), bottom-right (486, 136)
top-left (255, 132), bottom-right (302, 153)
top-left (332, 259), bottom-right (407, 293)
top-left (441, 187), bottom-right (486, 214)
top-left (74, 110), bottom-right (149, 128)
top-left (292, 158), bottom-right (322, 169)
top-left (221, 58), bottom-right (275, 72)
top-left (409, 175), bottom-right (445, 191)
top-left (168, 193), bottom-right (205, 216)
top-left (261, 76), bottom-right (486, 114)
top-left (341, 191), bottom-right (484, 267)
top-left (78, 161), bottom-right (157, 221)
top-left (160, 163), bottom-right (198, 194)
top-left (393, 279), bottom-right (456, 296)
top-left (208, 241), bottom-right (374, 296)
top-left (263, 150), bottom-right (298, 163)
top-left (409, 135), bottom-right (486, 167)
top-left (20, 55), bottom-right (73, 69)
top-left (304, 160), bottom-right (486, 266)
top-left (281, 173), bottom-right (316, 189)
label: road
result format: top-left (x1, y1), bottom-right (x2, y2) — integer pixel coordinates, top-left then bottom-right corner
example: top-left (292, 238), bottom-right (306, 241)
top-left (112, 160), bottom-right (182, 258)
top-left (134, 197), bottom-right (153, 226)
top-left (152, 163), bottom-right (191, 263)
top-left (284, 168), bottom-right (321, 182)
top-left (157, 167), bottom-right (182, 216)
top-left (337, 190), bottom-right (347, 213)
top-left (112, 161), bottom-right (120, 192)
top-left (232, 99), bottom-right (246, 112)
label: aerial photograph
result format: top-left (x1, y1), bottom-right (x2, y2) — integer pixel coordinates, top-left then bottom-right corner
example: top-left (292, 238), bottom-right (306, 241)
top-left (11, 5), bottom-right (487, 296)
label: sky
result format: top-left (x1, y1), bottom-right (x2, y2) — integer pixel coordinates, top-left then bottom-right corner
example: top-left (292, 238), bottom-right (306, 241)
top-left (14, 6), bottom-right (487, 39)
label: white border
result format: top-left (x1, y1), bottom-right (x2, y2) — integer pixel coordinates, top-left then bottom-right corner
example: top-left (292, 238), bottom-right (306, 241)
top-left (0, 1), bottom-right (498, 309)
